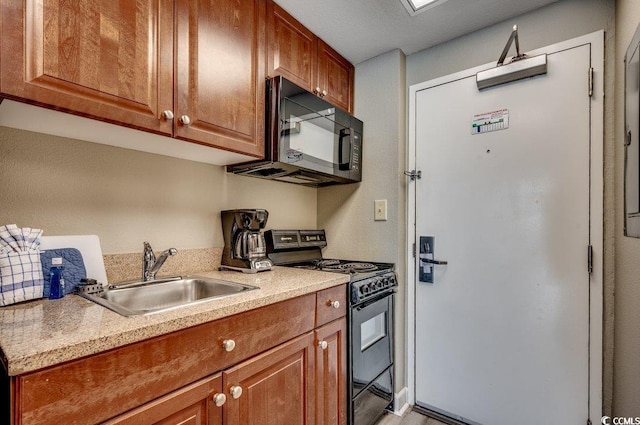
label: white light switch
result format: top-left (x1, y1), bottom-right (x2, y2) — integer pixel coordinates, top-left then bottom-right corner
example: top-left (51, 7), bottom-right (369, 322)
top-left (374, 199), bottom-right (387, 221)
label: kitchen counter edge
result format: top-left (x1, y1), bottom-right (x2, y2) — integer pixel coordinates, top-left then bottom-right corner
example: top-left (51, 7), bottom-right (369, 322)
top-left (0, 266), bottom-right (349, 376)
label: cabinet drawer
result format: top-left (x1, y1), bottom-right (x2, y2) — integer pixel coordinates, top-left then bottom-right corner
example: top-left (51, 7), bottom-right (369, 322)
top-left (104, 374), bottom-right (223, 425)
top-left (17, 294), bottom-right (315, 425)
top-left (316, 284), bottom-right (347, 327)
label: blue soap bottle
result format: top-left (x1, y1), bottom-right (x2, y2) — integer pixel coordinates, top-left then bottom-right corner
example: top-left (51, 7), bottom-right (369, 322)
top-left (48, 264), bottom-right (65, 300)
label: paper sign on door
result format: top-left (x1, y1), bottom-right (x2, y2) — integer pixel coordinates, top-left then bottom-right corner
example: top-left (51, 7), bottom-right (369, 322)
top-left (471, 109), bottom-right (509, 135)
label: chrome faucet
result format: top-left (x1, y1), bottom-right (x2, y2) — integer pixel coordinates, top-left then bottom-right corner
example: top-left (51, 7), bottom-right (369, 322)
top-left (143, 242), bottom-right (178, 281)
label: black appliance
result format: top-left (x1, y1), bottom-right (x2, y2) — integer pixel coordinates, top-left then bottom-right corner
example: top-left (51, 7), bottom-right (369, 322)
top-left (220, 209), bottom-right (274, 273)
top-left (266, 229), bottom-right (396, 425)
top-left (227, 76), bottom-right (363, 187)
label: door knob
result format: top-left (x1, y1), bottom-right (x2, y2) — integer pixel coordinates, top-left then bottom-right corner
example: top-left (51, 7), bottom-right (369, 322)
top-left (229, 385), bottom-right (243, 399)
top-left (212, 393), bottom-right (226, 407)
top-left (321, 89), bottom-right (327, 97)
top-left (161, 110), bottom-right (174, 121)
top-left (419, 236), bottom-right (448, 283)
top-left (318, 340), bottom-right (328, 350)
top-left (314, 86), bottom-right (321, 95)
top-left (419, 257), bottom-right (448, 265)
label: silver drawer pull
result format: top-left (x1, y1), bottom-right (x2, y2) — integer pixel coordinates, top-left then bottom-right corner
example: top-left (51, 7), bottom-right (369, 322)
top-left (222, 339), bottom-right (236, 352)
top-left (229, 385), bottom-right (243, 399)
top-left (213, 393), bottom-right (226, 407)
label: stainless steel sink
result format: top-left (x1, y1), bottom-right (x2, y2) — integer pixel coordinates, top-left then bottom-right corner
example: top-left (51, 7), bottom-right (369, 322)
top-left (79, 276), bottom-right (258, 316)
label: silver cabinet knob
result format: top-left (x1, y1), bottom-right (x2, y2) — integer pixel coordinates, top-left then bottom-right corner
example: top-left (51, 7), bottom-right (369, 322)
top-left (229, 385), bottom-right (243, 399)
top-left (222, 339), bottom-right (236, 352)
top-left (161, 110), bottom-right (174, 120)
top-left (321, 90), bottom-right (327, 97)
top-left (329, 300), bottom-right (340, 309)
top-left (318, 340), bottom-right (328, 350)
top-left (212, 393), bottom-right (226, 407)
top-left (179, 115), bottom-right (191, 126)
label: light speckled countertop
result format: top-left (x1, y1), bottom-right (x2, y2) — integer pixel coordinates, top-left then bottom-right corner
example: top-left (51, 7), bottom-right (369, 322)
top-left (0, 266), bottom-right (348, 376)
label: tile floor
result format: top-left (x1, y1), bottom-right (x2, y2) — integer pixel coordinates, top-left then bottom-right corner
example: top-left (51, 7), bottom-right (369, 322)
top-left (376, 410), bottom-right (448, 425)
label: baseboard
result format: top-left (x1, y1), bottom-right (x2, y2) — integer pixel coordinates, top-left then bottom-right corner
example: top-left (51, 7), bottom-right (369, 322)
top-left (392, 387), bottom-right (410, 416)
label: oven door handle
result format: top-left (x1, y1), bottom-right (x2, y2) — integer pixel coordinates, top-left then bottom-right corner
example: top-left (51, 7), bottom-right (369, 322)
top-left (354, 289), bottom-right (396, 311)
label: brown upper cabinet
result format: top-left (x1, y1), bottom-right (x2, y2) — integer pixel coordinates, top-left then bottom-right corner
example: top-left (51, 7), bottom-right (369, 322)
top-left (0, 0), bottom-right (266, 158)
top-left (266, 0), bottom-right (354, 113)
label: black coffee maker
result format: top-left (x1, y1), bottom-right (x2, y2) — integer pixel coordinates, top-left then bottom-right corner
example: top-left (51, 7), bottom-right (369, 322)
top-left (220, 209), bottom-right (274, 273)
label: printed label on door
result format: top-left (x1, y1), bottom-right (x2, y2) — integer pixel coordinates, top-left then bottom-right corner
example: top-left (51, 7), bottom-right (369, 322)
top-left (471, 109), bottom-right (509, 135)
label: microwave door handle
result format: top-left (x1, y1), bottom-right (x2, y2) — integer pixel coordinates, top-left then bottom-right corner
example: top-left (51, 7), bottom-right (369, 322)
top-left (338, 129), bottom-right (351, 171)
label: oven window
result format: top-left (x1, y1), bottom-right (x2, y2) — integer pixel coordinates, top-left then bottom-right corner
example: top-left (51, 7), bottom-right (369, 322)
top-left (361, 311), bottom-right (387, 351)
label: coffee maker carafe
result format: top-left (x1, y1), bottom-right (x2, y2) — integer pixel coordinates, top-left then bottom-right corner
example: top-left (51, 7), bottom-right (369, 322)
top-left (221, 209), bottom-right (274, 273)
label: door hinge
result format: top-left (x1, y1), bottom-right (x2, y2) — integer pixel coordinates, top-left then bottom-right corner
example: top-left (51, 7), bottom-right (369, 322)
top-left (587, 245), bottom-right (593, 274)
top-left (588, 67), bottom-right (594, 97)
top-left (587, 419), bottom-right (592, 425)
top-left (404, 170), bottom-right (422, 181)
top-left (412, 242), bottom-right (416, 258)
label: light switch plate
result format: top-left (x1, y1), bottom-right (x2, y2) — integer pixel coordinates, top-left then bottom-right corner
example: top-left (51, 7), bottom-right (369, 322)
top-left (374, 199), bottom-right (388, 221)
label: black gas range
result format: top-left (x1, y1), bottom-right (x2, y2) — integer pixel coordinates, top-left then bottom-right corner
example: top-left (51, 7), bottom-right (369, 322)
top-left (265, 229), bottom-right (396, 425)
top-left (265, 229), bottom-right (397, 303)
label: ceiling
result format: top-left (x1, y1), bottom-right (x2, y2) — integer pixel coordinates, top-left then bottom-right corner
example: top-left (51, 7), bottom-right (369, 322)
top-left (274, 0), bottom-right (560, 64)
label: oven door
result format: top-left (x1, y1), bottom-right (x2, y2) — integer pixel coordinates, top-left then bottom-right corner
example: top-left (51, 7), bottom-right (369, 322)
top-left (351, 291), bottom-right (394, 397)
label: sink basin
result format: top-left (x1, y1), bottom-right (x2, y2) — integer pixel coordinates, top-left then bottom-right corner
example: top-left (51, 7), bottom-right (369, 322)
top-left (79, 276), bottom-right (258, 316)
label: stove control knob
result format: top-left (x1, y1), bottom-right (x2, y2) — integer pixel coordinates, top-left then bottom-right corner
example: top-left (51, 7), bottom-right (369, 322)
top-left (368, 282), bottom-right (376, 292)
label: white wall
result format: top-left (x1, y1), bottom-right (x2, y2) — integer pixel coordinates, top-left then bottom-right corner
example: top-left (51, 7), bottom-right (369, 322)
top-left (318, 0), bottom-right (615, 412)
top-left (407, 0), bottom-right (616, 414)
top-left (0, 126), bottom-right (317, 253)
top-left (614, 0), bottom-right (640, 416)
top-left (317, 49), bottom-right (407, 394)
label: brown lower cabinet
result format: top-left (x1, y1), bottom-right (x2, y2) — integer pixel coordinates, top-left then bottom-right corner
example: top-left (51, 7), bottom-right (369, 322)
top-left (7, 285), bottom-right (347, 425)
top-left (315, 316), bottom-right (347, 425)
top-left (104, 374), bottom-right (223, 425)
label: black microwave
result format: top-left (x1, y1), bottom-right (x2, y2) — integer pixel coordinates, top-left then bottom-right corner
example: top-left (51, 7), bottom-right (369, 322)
top-left (227, 76), bottom-right (363, 187)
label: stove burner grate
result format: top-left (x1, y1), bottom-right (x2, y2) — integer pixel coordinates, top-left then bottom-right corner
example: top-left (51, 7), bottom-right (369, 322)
top-left (320, 262), bottom-right (378, 273)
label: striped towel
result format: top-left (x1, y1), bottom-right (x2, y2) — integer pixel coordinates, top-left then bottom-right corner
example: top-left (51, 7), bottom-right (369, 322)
top-left (0, 224), bottom-right (44, 306)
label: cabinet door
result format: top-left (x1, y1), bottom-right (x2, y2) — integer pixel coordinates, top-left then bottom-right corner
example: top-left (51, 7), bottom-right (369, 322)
top-left (175, 0), bottom-right (265, 158)
top-left (315, 318), bottom-right (347, 425)
top-left (105, 374), bottom-right (223, 425)
top-left (266, 0), bottom-right (316, 92)
top-left (317, 39), bottom-right (354, 113)
top-left (0, 0), bottom-right (174, 135)
top-left (223, 332), bottom-right (315, 425)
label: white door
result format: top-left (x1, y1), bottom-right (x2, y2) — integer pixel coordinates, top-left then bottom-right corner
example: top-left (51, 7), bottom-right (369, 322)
top-left (412, 37), bottom-right (599, 425)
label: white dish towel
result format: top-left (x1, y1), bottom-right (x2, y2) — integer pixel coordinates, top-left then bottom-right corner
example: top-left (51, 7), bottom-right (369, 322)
top-left (0, 224), bottom-right (44, 306)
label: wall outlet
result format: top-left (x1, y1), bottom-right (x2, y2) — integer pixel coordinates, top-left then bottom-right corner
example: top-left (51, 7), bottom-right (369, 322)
top-left (374, 199), bottom-right (388, 221)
